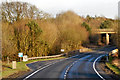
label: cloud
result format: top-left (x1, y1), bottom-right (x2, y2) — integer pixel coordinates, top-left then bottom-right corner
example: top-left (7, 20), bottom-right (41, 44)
top-left (1, 0), bottom-right (119, 19)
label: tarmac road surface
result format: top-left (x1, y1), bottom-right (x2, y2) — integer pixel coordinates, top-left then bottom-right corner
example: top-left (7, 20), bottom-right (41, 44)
top-left (22, 46), bottom-right (116, 80)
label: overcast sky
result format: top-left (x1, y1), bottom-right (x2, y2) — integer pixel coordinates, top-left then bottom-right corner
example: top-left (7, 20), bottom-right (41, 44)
top-left (2, 0), bottom-right (120, 19)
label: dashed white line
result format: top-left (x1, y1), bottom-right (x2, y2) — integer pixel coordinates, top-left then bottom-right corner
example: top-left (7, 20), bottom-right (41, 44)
top-left (23, 54), bottom-right (79, 80)
top-left (64, 63), bottom-right (74, 79)
top-left (93, 55), bottom-right (105, 80)
top-left (64, 55), bottom-right (91, 79)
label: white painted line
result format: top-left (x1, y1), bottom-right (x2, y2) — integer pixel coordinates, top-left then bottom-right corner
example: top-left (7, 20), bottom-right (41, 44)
top-left (78, 55), bottom-right (91, 61)
top-left (23, 54), bottom-right (80, 80)
top-left (89, 57), bottom-right (95, 62)
top-left (23, 63), bottom-right (54, 80)
top-left (64, 60), bottom-right (78, 79)
top-left (68, 55), bottom-right (79, 59)
top-left (64, 55), bottom-right (91, 79)
top-left (93, 55), bottom-right (105, 80)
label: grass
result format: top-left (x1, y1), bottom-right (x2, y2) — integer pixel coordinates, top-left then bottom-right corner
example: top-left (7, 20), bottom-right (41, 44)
top-left (87, 48), bottom-right (93, 52)
top-left (106, 62), bottom-right (120, 76)
top-left (108, 56), bottom-right (114, 62)
top-left (105, 56), bottom-right (120, 76)
top-left (2, 56), bottom-right (66, 78)
top-left (2, 48), bottom-right (92, 78)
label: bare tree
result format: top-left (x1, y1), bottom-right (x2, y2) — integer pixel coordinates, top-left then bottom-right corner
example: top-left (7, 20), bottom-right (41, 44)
top-left (1, 2), bottom-right (49, 23)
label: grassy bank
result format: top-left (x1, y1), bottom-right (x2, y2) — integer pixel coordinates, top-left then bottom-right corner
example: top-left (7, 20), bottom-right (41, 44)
top-left (2, 47), bottom-right (94, 78)
top-left (106, 62), bottom-right (120, 76)
top-left (105, 56), bottom-right (120, 76)
top-left (2, 56), bottom-right (66, 78)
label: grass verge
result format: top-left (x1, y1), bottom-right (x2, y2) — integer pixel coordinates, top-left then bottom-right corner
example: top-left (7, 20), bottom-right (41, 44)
top-left (2, 56), bottom-right (65, 78)
top-left (105, 56), bottom-right (120, 77)
top-left (106, 62), bottom-right (120, 76)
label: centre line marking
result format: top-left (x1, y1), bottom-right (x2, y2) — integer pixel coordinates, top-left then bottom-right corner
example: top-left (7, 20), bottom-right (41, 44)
top-left (64, 55), bottom-right (91, 79)
top-left (23, 54), bottom-right (79, 80)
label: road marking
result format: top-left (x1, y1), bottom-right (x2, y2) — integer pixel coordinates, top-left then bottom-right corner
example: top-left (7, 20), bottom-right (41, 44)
top-left (93, 55), bottom-right (105, 80)
top-left (23, 54), bottom-right (79, 80)
top-left (89, 57), bottom-right (95, 62)
top-left (84, 57), bottom-right (95, 72)
top-left (64, 55), bottom-right (91, 79)
top-left (23, 62), bottom-right (56, 80)
top-left (68, 55), bottom-right (79, 59)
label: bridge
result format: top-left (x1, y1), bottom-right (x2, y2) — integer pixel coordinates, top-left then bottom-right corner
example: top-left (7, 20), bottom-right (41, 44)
top-left (93, 29), bottom-right (117, 45)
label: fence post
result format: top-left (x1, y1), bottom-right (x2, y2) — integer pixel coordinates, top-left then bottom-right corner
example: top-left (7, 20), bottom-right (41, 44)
top-left (7, 57), bottom-right (9, 65)
top-left (12, 61), bottom-right (16, 69)
top-left (106, 53), bottom-right (109, 62)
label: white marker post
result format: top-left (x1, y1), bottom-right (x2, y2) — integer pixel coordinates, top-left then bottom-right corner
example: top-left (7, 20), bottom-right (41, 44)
top-left (23, 55), bottom-right (28, 62)
top-left (61, 49), bottom-right (64, 52)
top-left (61, 49), bottom-right (68, 57)
top-left (12, 61), bottom-right (16, 69)
top-left (61, 49), bottom-right (65, 55)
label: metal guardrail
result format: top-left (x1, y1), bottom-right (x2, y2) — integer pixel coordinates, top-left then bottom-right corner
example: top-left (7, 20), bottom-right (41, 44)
top-left (28, 53), bottom-right (66, 60)
top-left (79, 48), bottom-right (89, 52)
top-left (28, 48), bottom-right (89, 60)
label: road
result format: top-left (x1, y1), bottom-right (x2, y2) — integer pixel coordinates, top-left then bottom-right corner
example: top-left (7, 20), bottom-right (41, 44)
top-left (22, 46), bottom-right (117, 80)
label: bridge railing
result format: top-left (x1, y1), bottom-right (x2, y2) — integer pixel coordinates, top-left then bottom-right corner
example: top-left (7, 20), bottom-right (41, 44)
top-left (93, 29), bottom-right (115, 32)
top-left (93, 29), bottom-right (117, 33)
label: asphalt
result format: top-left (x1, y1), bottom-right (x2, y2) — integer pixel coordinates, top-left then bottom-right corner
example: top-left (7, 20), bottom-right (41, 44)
top-left (21, 46), bottom-right (117, 80)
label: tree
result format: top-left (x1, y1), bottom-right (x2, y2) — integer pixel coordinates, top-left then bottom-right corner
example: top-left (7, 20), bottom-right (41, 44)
top-left (100, 20), bottom-right (112, 29)
top-left (25, 21), bottom-right (42, 57)
top-left (86, 15), bottom-right (92, 22)
top-left (55, 11), bottom-right (89, 51)
top-left (81, 22), bottom-right (91, 32)
top-left (118, 20), bottom-right (120, 58)
top-left (1, 2), bottom-right (49, 23)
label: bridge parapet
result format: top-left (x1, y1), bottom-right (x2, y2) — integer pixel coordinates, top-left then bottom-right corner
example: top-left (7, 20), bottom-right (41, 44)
top-left (93, 29), bottom-right (117, 34)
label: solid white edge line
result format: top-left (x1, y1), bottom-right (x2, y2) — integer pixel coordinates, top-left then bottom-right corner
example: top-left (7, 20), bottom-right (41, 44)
top-left (23, 63), bottom-right (53, 80)
top-left (93, 55), bottom-right (105, 80)
top-left (23, 54), bottom-right (79, 80)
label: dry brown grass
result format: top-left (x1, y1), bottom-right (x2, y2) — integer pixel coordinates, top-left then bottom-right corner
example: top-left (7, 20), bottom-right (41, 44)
top-left (112, 59), bottom-right (120, 69)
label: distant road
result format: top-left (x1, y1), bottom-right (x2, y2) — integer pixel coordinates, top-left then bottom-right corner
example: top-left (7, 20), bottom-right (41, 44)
top-left (22, 46), bottom-right (116, 80)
